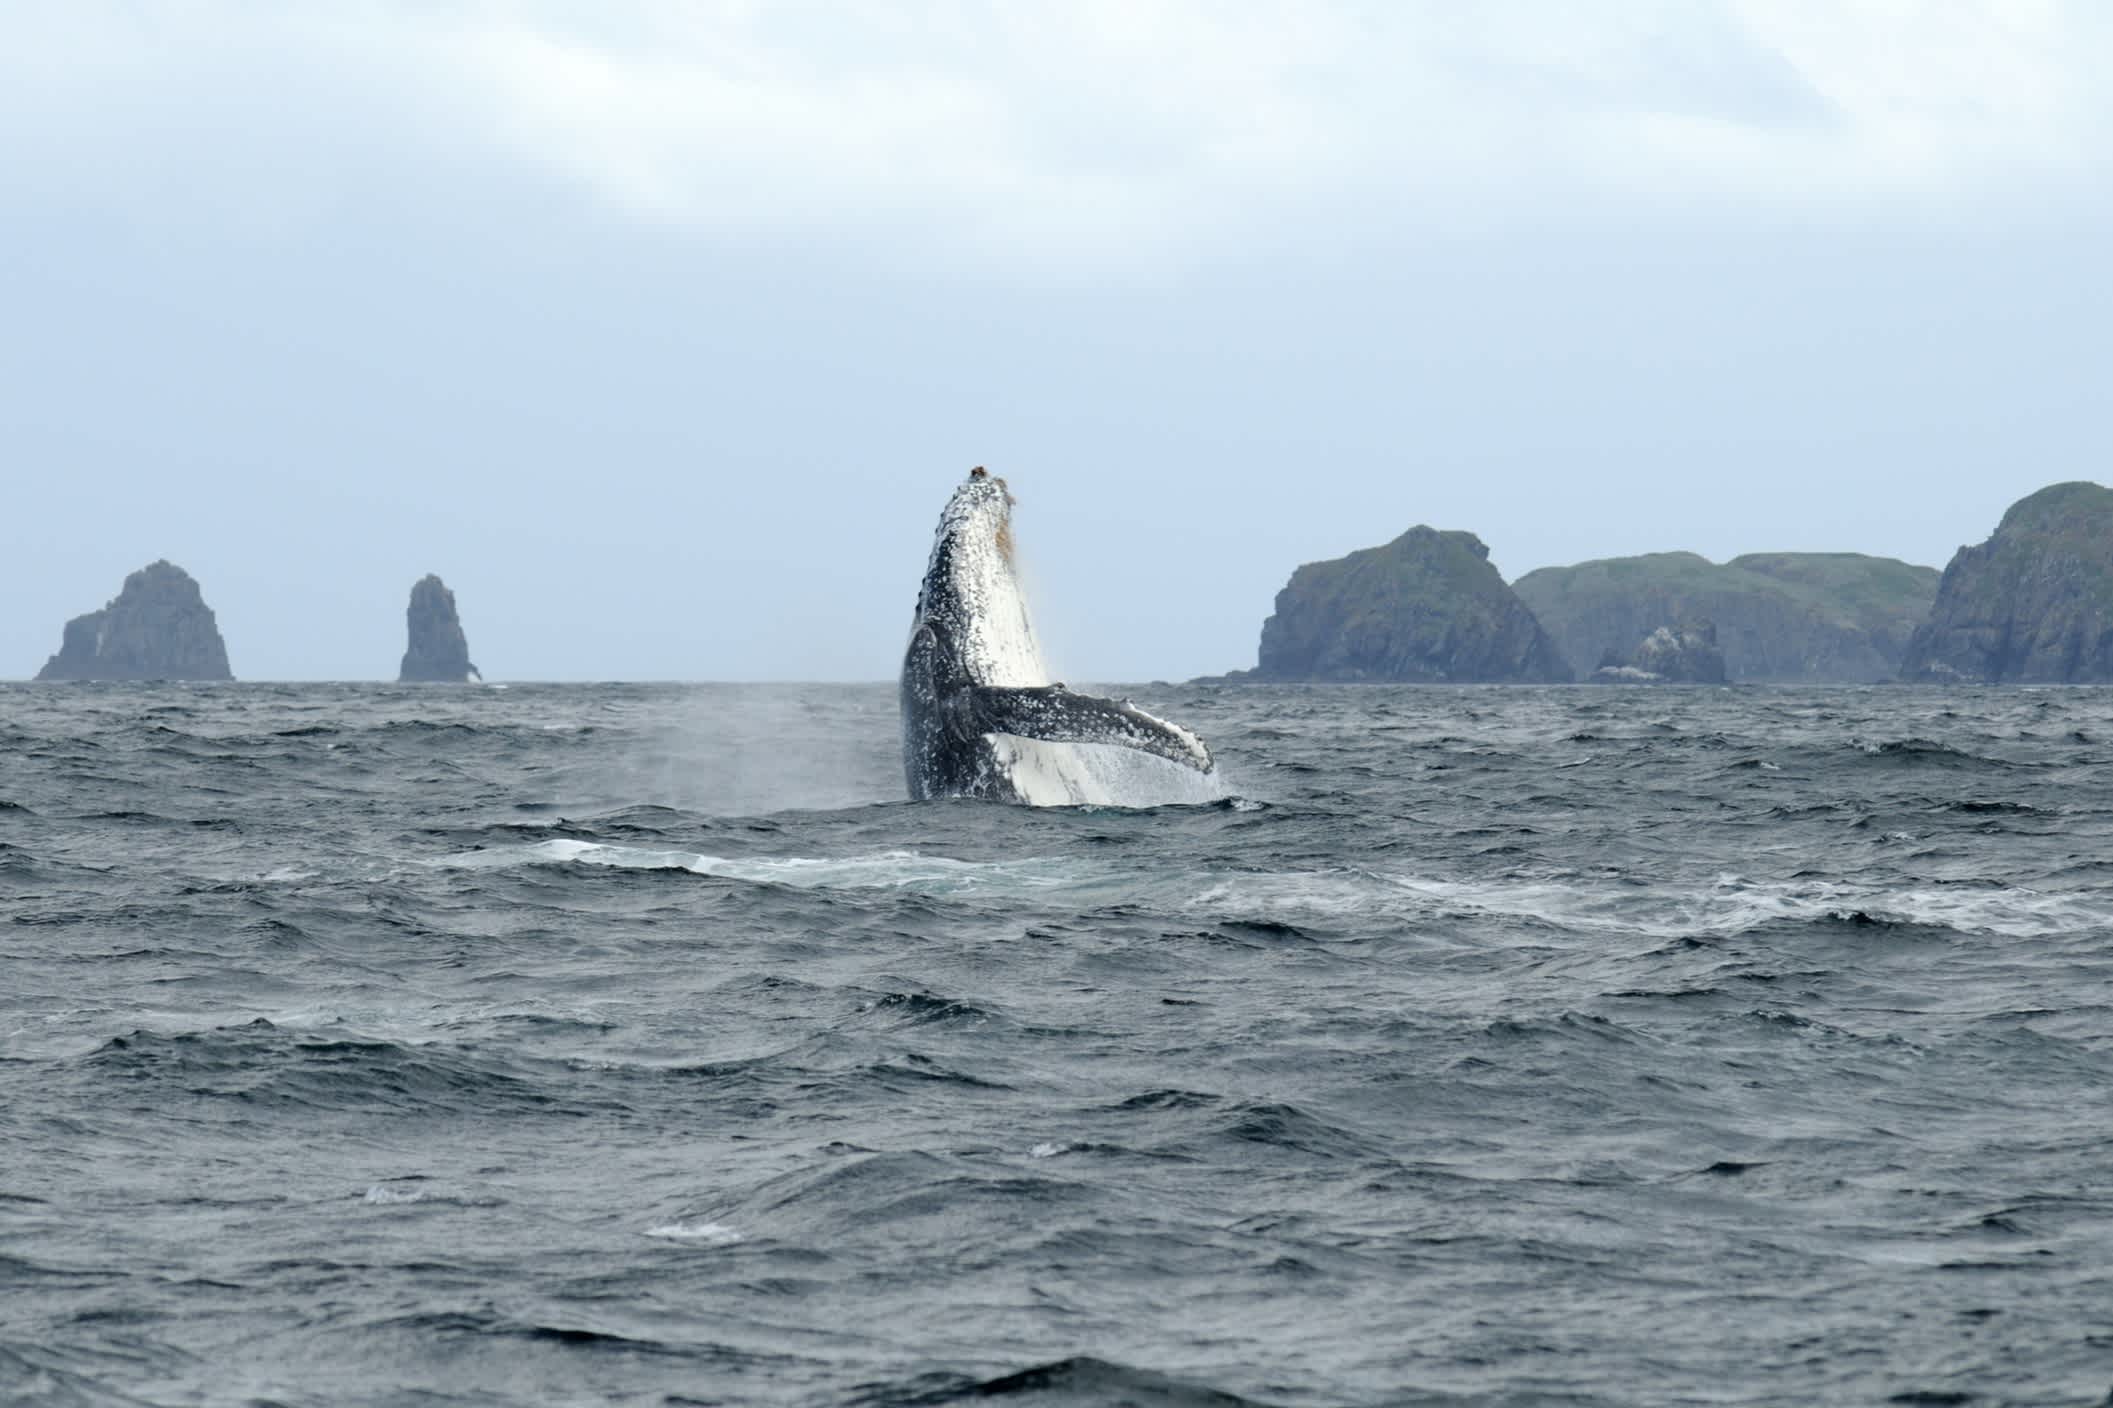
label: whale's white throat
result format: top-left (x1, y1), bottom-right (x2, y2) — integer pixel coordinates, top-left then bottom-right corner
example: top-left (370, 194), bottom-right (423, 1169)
top-left (922, 475), bottom-right (1049, 689)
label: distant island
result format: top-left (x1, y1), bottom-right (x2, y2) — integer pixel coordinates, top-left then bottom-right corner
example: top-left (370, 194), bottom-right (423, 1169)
top-left (399, 574), bottom-right (480, 683)
top-left (35, 561), bottom-right (233, 682)
top-left (1225, 526), bottom-right (1571, 683)
top-left (1515, 552), bottom-right (1938, 683)
top-left (1901, 481), bottom-right (2113, 683)
top-left (1215, 479), bottom-right (2110, 686)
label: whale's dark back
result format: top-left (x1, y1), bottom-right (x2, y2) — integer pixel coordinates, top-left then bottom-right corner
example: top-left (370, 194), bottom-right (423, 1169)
top-left (901, 619), bottom-right (1012, 801)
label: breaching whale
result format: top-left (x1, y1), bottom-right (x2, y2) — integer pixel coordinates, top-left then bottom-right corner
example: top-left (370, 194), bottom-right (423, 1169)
top-left (901, 468), bottom-right (1216, 803)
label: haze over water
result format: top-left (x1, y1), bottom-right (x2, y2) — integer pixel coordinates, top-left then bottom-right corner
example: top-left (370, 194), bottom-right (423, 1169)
top-left (5, 681), bottom-right (2110, 1405)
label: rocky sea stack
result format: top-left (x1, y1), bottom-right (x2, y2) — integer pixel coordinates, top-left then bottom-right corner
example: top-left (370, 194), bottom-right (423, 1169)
top-left (1237, 526), bottom-right (1572, 683)
top-left (35, 561), bottom-right (233, 682)
top-left (399, 575), bottom-right (479, 683)
top-left (1900, 481), bottom-right (2113, 683)
top-left (1514, 552), bottom-right (1938, 683)
top-left (1591, 622), bottom-right (1728, 684)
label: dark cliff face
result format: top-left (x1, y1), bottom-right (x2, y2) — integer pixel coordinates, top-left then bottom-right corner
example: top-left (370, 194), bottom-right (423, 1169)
top-left (1514, 552), bottom-right (1938, 684)
top-left (35, 561), bottom-right (233, 682)
top-left (399, 575), bottom-right (479, 683)
top-left (1899, 481), bottom-right (2113, 683)
top-left (1249, 526), bottom-right (1573, 683)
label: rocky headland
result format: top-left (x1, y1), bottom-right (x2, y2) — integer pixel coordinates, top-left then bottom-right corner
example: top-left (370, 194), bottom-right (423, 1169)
top-left (1231, 526), bottom-right (1572, 683)
top-left (35, 561), bottom-right (234, 682)
top-left (1514, 552), bottom-right (1937, 684)
top-left (399, 575), bottom-right (480, 683)
top-left (1591, 622), bottom-right (1728, 684)
top-left (1899, 481), bottom-right (2113, 683)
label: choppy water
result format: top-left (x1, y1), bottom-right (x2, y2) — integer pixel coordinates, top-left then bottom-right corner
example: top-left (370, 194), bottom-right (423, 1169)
top-left (4, 682), bottom-right (2111, 1407)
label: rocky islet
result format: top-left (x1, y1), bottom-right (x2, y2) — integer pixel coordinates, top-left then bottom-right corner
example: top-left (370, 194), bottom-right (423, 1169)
top-left (398, 575), bottom-right (480, 683)
top-left (35, 561), bottom-right (234, 682)
top-left (1233, 526), bottom-right (1573, 684)
top-left (1591, 622), bottom-right (1729, 684)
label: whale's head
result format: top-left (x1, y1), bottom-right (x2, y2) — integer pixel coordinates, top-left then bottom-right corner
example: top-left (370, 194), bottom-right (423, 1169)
top-left (935, 465), bottom-right (1016, 566)
top-left (910, 467), bottom-right (1045, 688)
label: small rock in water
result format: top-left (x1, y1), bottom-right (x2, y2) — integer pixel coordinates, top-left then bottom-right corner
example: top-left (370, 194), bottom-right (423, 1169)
top-left (1591, 621), bottom-right (1728, 684)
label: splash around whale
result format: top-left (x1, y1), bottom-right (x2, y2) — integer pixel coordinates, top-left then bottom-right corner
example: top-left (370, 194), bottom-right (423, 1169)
top-left (900, 468), bottom-right (1219, 805)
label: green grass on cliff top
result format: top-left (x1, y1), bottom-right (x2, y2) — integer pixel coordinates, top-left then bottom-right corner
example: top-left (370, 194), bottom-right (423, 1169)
top-left (1512, 551), bottom-right (1940, 629)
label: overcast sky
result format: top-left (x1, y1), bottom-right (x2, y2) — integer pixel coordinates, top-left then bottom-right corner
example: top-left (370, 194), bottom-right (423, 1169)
top-left (5, 2), bottom-right (2109, 680)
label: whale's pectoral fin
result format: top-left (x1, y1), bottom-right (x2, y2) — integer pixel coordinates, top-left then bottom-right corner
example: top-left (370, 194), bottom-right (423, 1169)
top-left (970, 686), bottom-right (1215, 774)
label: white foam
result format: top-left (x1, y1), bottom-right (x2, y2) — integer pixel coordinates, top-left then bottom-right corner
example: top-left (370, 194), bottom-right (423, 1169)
top-left (1376, 871), bottom-right (2111, 942)
top-left (447, 839), bottom-right (2106, 940)
top-left (644, 1220), bottom-right (743, 1244)
top-left (446, 840), bottom-right (1103, 898)
top-left (362, 1184), bottom-right (425, 1205)
top-left (1029, 1141), bottom-right (1068, 1159)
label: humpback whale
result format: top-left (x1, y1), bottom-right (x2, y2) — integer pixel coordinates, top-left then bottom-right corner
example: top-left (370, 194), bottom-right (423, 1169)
top-left (901, 468), bottom-right (1216, 803)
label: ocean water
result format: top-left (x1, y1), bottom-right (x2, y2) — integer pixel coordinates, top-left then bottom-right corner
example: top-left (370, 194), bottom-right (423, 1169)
top-left (3, 682), bottom-right (2111, 1407)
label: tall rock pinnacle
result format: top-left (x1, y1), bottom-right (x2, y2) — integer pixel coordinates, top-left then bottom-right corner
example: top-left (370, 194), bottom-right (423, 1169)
top-left (398, 574), bottom-right (480, 683)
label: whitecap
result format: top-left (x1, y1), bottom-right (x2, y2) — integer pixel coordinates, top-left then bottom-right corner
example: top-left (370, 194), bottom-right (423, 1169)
top-left (436, 838), bottom-right (2113, 939)
top-left (443, 840), bottom-right (1107, 899)
top-left (644, 1220), bottom-right (743, 1245)
top-left (362, 1184), bottom-right (426, 1205)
